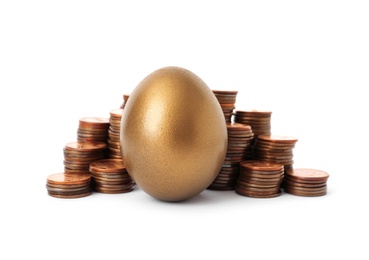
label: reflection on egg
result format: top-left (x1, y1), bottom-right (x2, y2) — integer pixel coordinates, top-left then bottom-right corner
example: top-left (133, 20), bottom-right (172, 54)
top-left (120, 66), bottom-right (227, 201)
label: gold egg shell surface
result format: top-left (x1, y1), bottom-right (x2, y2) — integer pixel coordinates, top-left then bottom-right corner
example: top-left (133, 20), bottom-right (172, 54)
top-left (120, 66), bottom-right (227, 201)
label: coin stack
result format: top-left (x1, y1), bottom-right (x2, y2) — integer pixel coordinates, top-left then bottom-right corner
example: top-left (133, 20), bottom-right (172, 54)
top-left (283, 168), bottom-right (329, 196)
top-left (120, 94), bottom-right (130, 109)
top-left (46, 172), bottom-right (92, 199)
top-left (252, 135), bottom-right (298, 173)
top-left (63, 141), bottom-right (107, 174)
top-left (235, 160), bottom-right (284, 198)
top-left (212, 90), bottom-right (238, 123)
top-left (233, 110), bottom-right (272, 158)
top-left (89, 159), bottom-right (135, 194)
top-left (107, 108), bottom-right (124, 159)
top-left (207, 123), bottom-right (254, 190)
top-left (77, 117), bottom-right (110, 143)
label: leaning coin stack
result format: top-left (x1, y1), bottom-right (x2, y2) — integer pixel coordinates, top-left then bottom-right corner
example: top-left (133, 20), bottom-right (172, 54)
top-left (107, 108), bottom-right (124, 159)
top-left (46, 172), bottom-right (92, 199)
top-left (77, 117), bottom-right (110, 143)
top-left (120, 94), bottom-right (130, 109)
top-left (233, 110), bottom-right (272, 158)
top-left (89, 159), bottom-right (135, 194)
top-left (236, 160), bottom-right (284, 198)
top-left (212, 90), bottom-right (238, 123)
top-left (207, 123), bottom-right (254, 190)
top-left (283, 168), bottom-right (329, 197)
top-left (252, 135), bottom-right (298, 173)
top-left (63, 141), bottom-right (107, 174)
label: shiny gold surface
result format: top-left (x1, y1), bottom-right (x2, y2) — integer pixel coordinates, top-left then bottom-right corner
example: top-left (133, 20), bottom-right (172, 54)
top-left (120, 66), bottom-right (227, 201)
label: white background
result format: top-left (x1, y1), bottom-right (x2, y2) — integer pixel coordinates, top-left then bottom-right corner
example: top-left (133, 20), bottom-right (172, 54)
top-left (1, 1), bottom-right (368, 259)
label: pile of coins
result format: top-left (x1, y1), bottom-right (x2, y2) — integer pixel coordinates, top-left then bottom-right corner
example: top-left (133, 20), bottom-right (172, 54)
top-left (108, 108), bottom-right (124, 159)
top-left (212, 90), bottom-right (238, 123)
top-left (120, 94), bottom-right (130, 109)
top-left (233, 110), bottom-right (272, 159)
top-left (77, 117), bottom-right (110, 143)
top-left (63, 141), bottom-right (107, 174)
top-left (89, 159), bottom-right (135, 194)
top-left (236, 160), bottom-right (284, 198)
top-left (283, 168), bottom-right (329, 196)
top-left (208, 123), bottom-right (254, 190)
top-left (252, 135), bottom-right (298, 172)
top-left (46, 172), bottom-right (92, 199)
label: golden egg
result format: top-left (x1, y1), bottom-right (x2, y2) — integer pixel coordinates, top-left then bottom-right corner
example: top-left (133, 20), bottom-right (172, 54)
top-left (120, 66), bottom-right (227, 201)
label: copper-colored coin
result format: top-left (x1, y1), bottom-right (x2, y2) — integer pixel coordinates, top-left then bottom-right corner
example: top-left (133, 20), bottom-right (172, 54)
top-left (89, 159), bottom-right (125, 173)
top-left (79, 117), bottom-right (110, 128)
top-left (47, 172), bottom-right (91, 185)
top-left (286, 168), bottom-right (329, 182)
top-left (240, 160), bottom-right (284, 171)
top-left (213, 90), bottom-right (238, 95)
top-left (93, 186), bottom-right (134, 194)
top-left (284, 185), bottom-right (327, 197)
top-left (64, 141), bottom-right (107, 152)
top-left (257, 135), bottom-right (298, 144)
top-left (236, 189), bottom-right (281, 198)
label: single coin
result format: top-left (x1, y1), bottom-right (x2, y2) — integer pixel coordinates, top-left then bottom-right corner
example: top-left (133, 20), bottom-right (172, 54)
top-left (285, 168), bottom-right (329, 182)
top-left (64, 141), bottom-right (107, 152)
top-left (47, 172), bottom-right (91, 185)
top-left (47, 191), bottom-right (92, 199)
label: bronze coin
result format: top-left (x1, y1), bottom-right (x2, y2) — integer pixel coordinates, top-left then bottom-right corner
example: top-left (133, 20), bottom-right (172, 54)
top-left (89, 159), bottom-right (125, 173)
top-left (257, 135), bottom-right (298, 144)
top-left (79, 117), bottom-right (110, 128)
top-left (64, 141), bottom-right (107, 152)
top-left (109, 108), bottom-right (124, 118)
top-left (286, 168), bottom-right (329, 182)
top-left (240, 160), bottom-right (284, 171)
top-left (235, 188), bottom-right (281, 198)
top-left (93, 186), bottom-right (134, 194)
top-left (47, 172), bottom-right (91, 185)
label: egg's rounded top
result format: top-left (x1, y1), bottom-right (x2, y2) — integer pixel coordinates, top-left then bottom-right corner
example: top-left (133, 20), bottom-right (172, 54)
top-left (120, 66), bottom-right (228, 201)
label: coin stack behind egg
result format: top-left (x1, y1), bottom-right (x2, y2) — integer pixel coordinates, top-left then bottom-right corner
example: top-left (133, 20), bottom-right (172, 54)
top-left (283, 168), bottom-right (329, 196)
top-left (107, 108), bottom-right (124, 159)
top-left (252, 135), bottom-right (298, 173)
top-left (233, 110), bottom-right (272, 159)
top-left (89, 159), bottom-right (135, 194)
top-left (207, 123), bottom-right (254, 190)
top-left (236, 160), bottom-right (284, 198)
top-left (77, 117), bottom-right (110, 143)
top-left (120, 94), bottom-right (130, 109)
top-left (63, 141), bottom-right (107, 174)
top-left (212, 90), bottom-right (238, 123)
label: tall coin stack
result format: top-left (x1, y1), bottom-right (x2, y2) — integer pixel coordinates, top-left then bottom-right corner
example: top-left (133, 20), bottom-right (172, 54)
top-left (212, 90), bottom-right (238, 123)
top-left (107, 108), bottom-right (124, 159)
top-left (77, 117), bottom-right (110, 144)
top-left (120, 94), bottom-right (130, 109)
top-left (252, 135), bottom-right (298, 173)
top-left (236, 160), bottom-right (284, 198)
top-left (63, 141), bottom-right (107, 175)
top-left (89, 159), bottom-right (135, 194)
top-left (233, 110), bottom-right (272, 159)
top-left (207, 123), bottom-right (254, 190)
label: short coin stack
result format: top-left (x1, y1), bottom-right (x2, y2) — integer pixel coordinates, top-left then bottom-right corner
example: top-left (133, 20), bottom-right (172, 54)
top-left (212, 90), bottom-right (238, 123)
top-left (252, 135), bottom-right (298, 172)
top-left (77, 117), bottom-right (110, 143)
top-left (46, 172), bottom-right (92, 199)
top-left (63, 141), bottom-right (107, 174)
top-left (236, 160), bottom-right (284, 198)
top-left (284, 168), bottom-right (329, 196)
top-left (107, 108), bottom-right (124, 159)
top-left (89, 159), bottom-right (135, 194)
top-left (120, 94), bottom-right (130, 109)
top-left (233, 110), bottom-right (272, 158)
top-left (208, 123), bottom-right (254, 190)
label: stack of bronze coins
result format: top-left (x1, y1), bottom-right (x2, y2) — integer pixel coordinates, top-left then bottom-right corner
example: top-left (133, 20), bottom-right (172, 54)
top-left (212, 90), bottom-right (238, 123)
top-left (252, 135), bottom-right (298, 173)
top-left (233, 110), bottom-right (272, 158)
top-left (89, 159), bottom-right (135, 194)
top-left (107, 108), bottom-right (124, 159)
top-left (77, 117), bottom-right (110, 143)
top-left (63, 141), bottom-right (107, 174)
top-left (283, 168), bottom-right (329, 196)
top-left (46, 172), bottom-right (92, 199)
top-left (120, 94), bottom-right (130, 109)
top-left (208, 123), bottom-right (254, 190)
top-left (236, 160), bottom-right (284, 198)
